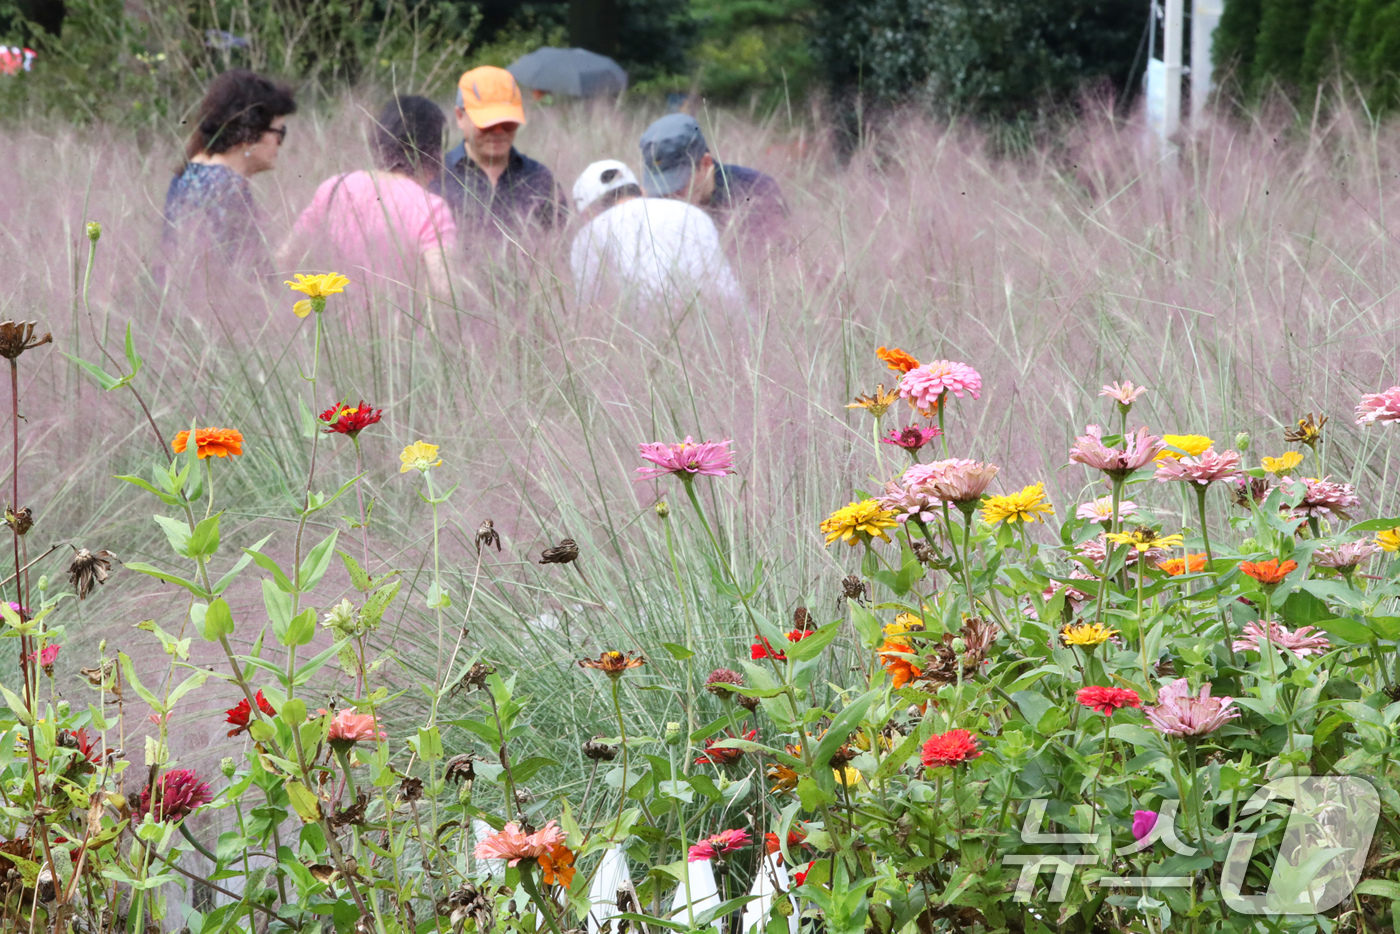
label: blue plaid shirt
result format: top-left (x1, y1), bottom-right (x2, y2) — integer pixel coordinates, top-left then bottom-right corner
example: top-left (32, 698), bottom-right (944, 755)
top-left (433, 143), bottom-right (567, 237)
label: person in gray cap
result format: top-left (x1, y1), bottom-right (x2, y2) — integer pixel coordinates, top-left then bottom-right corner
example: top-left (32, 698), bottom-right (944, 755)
top-left (638, 113), bottom-right (787, 239)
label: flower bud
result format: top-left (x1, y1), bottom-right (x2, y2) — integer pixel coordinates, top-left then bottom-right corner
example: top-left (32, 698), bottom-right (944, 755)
top-left (664, 721), bottom-right (683, 744)
top-left (1240, 537), bottom-right (1259, 553)
top-left (56, 700), bottom-right (69, 718)
top-left (85, 221), bottom-right (101, 242)
top-left (1235, 431), bottom-right (1251, 452)
top-left (655, 500), bottom-right (669, 519)
top-left (221, 756), bottom-right (236, 777)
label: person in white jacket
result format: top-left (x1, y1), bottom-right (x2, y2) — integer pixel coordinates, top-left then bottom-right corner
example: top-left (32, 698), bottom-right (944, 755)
top-left (569, 160), bottom-right (745, 313)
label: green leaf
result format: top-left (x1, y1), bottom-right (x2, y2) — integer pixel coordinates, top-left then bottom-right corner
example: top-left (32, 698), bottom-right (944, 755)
top-left (1348, 518), bottom-right (1400, 533)
top-left (849, 605), bottom-right (883, 649)
top-left (813, 689), bottom-right (878, 770)
top-left (245, 549), bottom-right (294, 593)
top-left (0, 683), bottom-right (32, 725)
top-left (201, 598), bottom-right (235, 641)
top-left (152, 515), bottom-right (192, 558)
top-left (210, 534), bottom-right (271, 595)
top-left (283, 609), bottom-right (315, 648)
top-left (124, 561), bottom-right (208, 598)
top-left (166, 670), bottom-right (211, 708)
top-left (785, 621), bottom-right (840, 661)
top-left (1312, 616), bottom-right (1374, 644)
top-left (339, 551), bottom-right (372, 593)
top-left (60, 353), bottom-right (121, 391)
top-left (114, 475), bottom-right (180, 507)
top-left (189, 513), bottom-right (221, 559)
top-left (123, 322), bottom-right (143, 374)
top-left (297, 529), bottom-right (340, 593)
top-left (118, 653), bottom-right (163, 713)
top-left (285, 781), bottom-right (322, 822)
top-left (661, 642), bottom-right (695, 661)
top-left (297, 397), bottom-right (319, 440)
top-left (416, 726), bottom-right (444, 762)
top-left (294, 639), bottom-right (352, 686)
top-left (1355, 879), bottom-right (1400, 900)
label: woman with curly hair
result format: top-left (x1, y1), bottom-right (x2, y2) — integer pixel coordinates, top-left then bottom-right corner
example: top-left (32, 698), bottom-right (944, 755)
top-left (161, 69), bottom-right (296, 269)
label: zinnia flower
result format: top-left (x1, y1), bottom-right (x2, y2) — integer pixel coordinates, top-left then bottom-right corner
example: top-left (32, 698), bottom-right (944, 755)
top-left (1061, 622), bottom-right (1118, 647)
top-left (764, 830), bottom-right (806, 856)
top-left (878, 640), bottom-right (922, 688)
top-left (794, 861), bottom-right (816, 886)
top-left (134, 768), bottom-right (213, 823)
top-left (898, 360), bottom-right (982, 410)
top-left (1377, 528), bottom-right (1400, 552)
top-left (695, 728), bottom-right (757, 766)
top-left (172, 427), bottom-right (244, 459)
top-left (475, 821), bottom-right (566, 864)
top-left (1278, 476), bottom-right (1360, 521)
top-left (1239, 557), bottom-right (1298, 586)
top-left (921, 729), bottom-right (981, 768)
top-left (876, 346), bottom-right (920, 374)
top-left (1261, 452), bottom-right (1304, 477)
top-left (539, 841), bottom-right (576, 889)
top-left (1100, 381), bottom-right (1148, 407)
top-left (704, 668), bottom-right (744, 697)
top-left (29, 644), bottom-right (59, 671)
top-left (1076, 686), bottom-right (1142, 716)
top-left (285, 272), bottom-right (349, 317)
top-left (821, 500), bottom-right (899, 546)
top-left (930, 461), bottom-right (999, 505)
top-left (881, 425), bottom-right (941, 452)
top-left (1131, 811), bottom-right (1158, 841)
top-left (1312, 540), bottom-right (1380, 572)
top-left (225, 689), bottom-right (277, 737)
top-left (578, 650), bottom-right (646, 677)
top-left (1285, 413), bottom-right (1328, 447)
top-left (1153, 448), bottom-right (1244, 486)
top-left (1356, 387), bottom-right (1400, 426)
top-left (1076, 496), bottom-right (1138, 523)
top-left (878, 475), bottom-right (941, 525)
top-left (980, 482), bottom-right (1053, 525)
top-left (848, 385), bottom-right (899, 418)
top-left (1156, 553), bottom-right (1207, 575)
top-left (635, 437), bottom-right (735, 481)
top-left (1144, 678), bottom-right (1239, 737)
top-left (1232, 620), bottom-right (1331, 658)
top-left (399, 440), bottom-right (442, 473)
top-left (1105, 528), bottom-right (1185, 553)
top-left (1069, 425), bottom-right (1164, 479)
top-left (688, 829), bottom-right (751, 862)
top-left (1156, 434), bottom-right (1215, 460)
top-left (751, 637), bottom-right (786, 660)
top-left (320, 401), bottom-right (382, 438)
top-left (325, 708), bottom-right (387, 746)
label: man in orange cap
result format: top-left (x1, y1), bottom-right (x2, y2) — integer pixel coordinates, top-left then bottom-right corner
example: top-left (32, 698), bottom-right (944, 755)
top-left (434, 66), bottom-right (566, 237)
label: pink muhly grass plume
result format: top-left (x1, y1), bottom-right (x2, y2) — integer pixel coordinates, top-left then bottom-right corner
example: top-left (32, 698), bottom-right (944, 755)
top-left (1100, 381), bottom-right (1148, 406)
top-left (1153, 448), bottom-right (1245, 487)
top-left (929, 461), bottom-right (999, 504)
top-left (1278, 476), bottom-right (1360, 521)
top-left (1312, 540), bottom-right (1380, 571)
top-left (135, 768), bottom-right (213, 823)
top-left (1144, 679), bottom-right (1240, 737)
top-left (881, 425), bottom-right (941, 452)
top-left (1356, 386), bottom-right (1400, 426)
top-left (1075, 496), bottom-right (1138, 522)
top-left (474, 821), bottom-right (566, 864)
top-left (898, 360), bottom-right (982, 409)
top-left (688, 828), bottom-right (752, 861)
top-left (325, 708), bottom-right (388, 745)
top-left (1232, 621), bottom-right (1331, 658)
top-left (635, 437), bottom-right (735, 481)
top-left (1131, 810), bottom-right (1158, 841)
top-left (1069, 425), bottom-right (1164, 480)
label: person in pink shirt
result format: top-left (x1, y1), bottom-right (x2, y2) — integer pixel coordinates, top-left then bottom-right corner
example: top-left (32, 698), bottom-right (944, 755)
top-left (279, 96), bottom-right (456, 296)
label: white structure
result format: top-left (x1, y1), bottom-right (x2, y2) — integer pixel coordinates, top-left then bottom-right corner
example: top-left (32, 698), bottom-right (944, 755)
top-left (1191, 0), bottom-right (1225, 123)
top-left (587, 846), bottom-right (635, 934)
top-left (670, 858), bottom-right (721, 926)
top-left (740, 852), bottom-right (797, 934)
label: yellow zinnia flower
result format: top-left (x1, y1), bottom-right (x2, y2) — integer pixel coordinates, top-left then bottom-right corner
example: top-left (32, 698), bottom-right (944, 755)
top-left (285, 273), bottom-right (350, 318)
top-left (821, 500), bottom-right (899, 547)
top-left (1377, 528), bottom-right (1400, 553)
top-left (1261, 451), bottom-right (1304, 477)
top-left (833, 766), bottom-right (863, 786)
top-left (1061, 622), bottom-right (1118, 647)
top-left (1156, 434), bottom-right (1214, 460)
top-left (980, 482), bottom-right (1054, 525)
top-left (883, 612), bottom-right (924, 647)
top-left (399, 440), bottom-right (442, 473)
top-left (847, 384), bottom-right (899, 419)
top-left (1105, 528), bottom-right (1185, 552)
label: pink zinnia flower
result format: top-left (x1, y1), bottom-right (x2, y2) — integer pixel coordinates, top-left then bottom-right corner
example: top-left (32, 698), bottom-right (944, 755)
top-left (1144, 679), bottom-right (1240, 737)
top-left (1232, 621), bottom-right (1331, 658)
top-left (28, 644), bottom-right (59, 668)
top-left (929, 461), bottom-right (999, 504)
top-left (635, 437), bottom-right (735, 481)
top-left (881, 425), bottom-right (941, 452)
top-left (1153, 448), bottom-right (1244, 487)
top-left (134, 768), bottom-right (213, 823)
top-left (1131, 810), bottom-right (1158, 841)
top-left (1313, 540), bottom-right (1380, 571)
top-left (1278, 476), bottom-right (1360, 521)
top-left (1075, 496), bottom-right (1138, 522)
top-left (475, 821), bottom-right (566, 864)
top-left (878, 478), bottom-right (940, 525)
top-left (688, 828), bottom-right (751, 862)
top-left (1100, 381), bottom-right (1149, 407)
top-left (1069, 425), bottom-right (1165, 480)
top-left (324, 708), bottom-right (387, 747)
top-left (1356, 386), bottom-right (1400, 426)
top-left (898, 360), bottom-right (982, 410)
top-left (1043, 572), bottom-right (1095, 612)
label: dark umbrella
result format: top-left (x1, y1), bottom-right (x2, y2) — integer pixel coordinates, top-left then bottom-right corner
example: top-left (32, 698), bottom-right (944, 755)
top-left (507, 47), bottom-right (628, 99)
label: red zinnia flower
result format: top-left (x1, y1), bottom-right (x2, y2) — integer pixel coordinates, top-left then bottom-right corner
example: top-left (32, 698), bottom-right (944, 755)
top-left (134, 768), bottom-right (213, 823)
top-left (319, 401), bottom-right (383, 438)
top-left (793, 860), bottom-right (817, 886)
top-left (881, 425), bottom-right (942, 452)
top-left (764, 829), bottom-right (807, 856)
top-left (695, 728), bottom-right (757, 766)
top-left (1076, 686), bottom-right (1142, 716)
top-left (752, 637), bottom-right (786, 661)
top-left (921, 729), bottom-right (981, 768)
top-left (225, 690), bottom-right (277, 737)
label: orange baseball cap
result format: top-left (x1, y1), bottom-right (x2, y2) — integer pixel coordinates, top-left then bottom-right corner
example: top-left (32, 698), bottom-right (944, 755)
top-left (457, 66), bottom-right (526, 128)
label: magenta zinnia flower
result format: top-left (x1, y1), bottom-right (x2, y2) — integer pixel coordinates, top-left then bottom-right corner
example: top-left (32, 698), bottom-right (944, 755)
top-left (1101, 381), bottom-right (1149, 407)
top-left (1356, 386), bottom-right (1400, 426)
top-left (635, 437), bottom-right (735, 481)
top-left (1075, 496), bottom-right (1138, 522)
top-left (1144, 679), bottom-right (1239, 737)
top-left (1313, 540), bottom-right (1380, 571)
top-left (1131, 810), bottom-right (1158, 841)
top-left (1070, 425), bottom-right (1165, 480)
top-left (1232, 620), bottom-right (1331, 658)
top-left (881, 425), bottom-right (941, 452)
top-left (688, 828), bottom-right (751, 862)
top-left (134, 768), bottom-right (213, 823)
top-left (898, 360), bottom-right (982, 410)
top-left (1153, 447), bottom-right (1244, 487)
top-left (29, 644), bottom-right (59, 668)
top-left (1278, 476), bottom-right (1360, 521)
top-left (929, 461), bottom-right (999, 504)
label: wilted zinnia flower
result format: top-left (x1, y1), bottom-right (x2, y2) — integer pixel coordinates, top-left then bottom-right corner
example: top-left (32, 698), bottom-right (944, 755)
top-left (172, 427), bottom-right (243, 459)
top-left (930, 461), bottom-right (999, 506)
top-left (1153, 448), bottom-right (1244, 487)
top-left (134, 768), bottom-right (213, 823)
top-left (704, 668), bottom-right (744, 697)
top-left (1356, 387), bottom-right (1400, 426)
top-left (688, 828), bottom-right (751, 862)
top-left (635, 437), bottom-right (735, 481)
top-left (848, 384), bottom-right (899, 418)
top-left (320, 401), bottom-right (382, 438)
top-left (578, 650), bottom-right (645, 677)
top-left (980, 482), bottom-right (1053, 525)
top-left (1232, 620), bottom-right (1331, 658)
top-left (1144, 678), bottom-right (1239, 737)
top-left (898, 360), bottom-right (982, 410)
top-left (921, 729), bottom-right (981, 768)
top-left (1285, 413), bottom-right (1328, 447)
top-left (1312, 540), bottom-right (1380, 572)
top-left (68, 547), bottom-right (114, 600)
top-left (821, 500), bottom-right (899, 546)
top-left (1076, 686), bottom-right (1141, 716)
top-left (285, 272), bottom-right (349, 317)
top-left (225, 690), bottom-right (277, 737)
top-left (1278, 476), bottom-right (1360, 521)
top-left (1070, 425), bottom-right (1164, 480)
top-left (876, 346), bottom-right (920, 374)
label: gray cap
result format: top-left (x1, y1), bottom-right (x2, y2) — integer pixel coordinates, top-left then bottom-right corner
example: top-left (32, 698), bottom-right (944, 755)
top-left (639, 113), bottom-right (709, 196)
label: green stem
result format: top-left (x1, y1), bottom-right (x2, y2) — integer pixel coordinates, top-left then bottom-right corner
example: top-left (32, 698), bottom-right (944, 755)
top-left (520, 864), bottom-right (566, 934)
top-left (610, 677), bottom-right (629, 839)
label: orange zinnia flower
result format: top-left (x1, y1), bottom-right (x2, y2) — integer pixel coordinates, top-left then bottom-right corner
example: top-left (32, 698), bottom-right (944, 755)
top-left (876, 346), bottom-right (920, 374)
top-left (1156, 553), bottom-right (1207, 576)
top-left (539, 842), bottom-right (576, 889)
top-left (878, 639), bottom-right (921, 688)
top-left (1239, 558), bottom-right (1298, 586)
top-left (172, 427), bottom-right (244, 459)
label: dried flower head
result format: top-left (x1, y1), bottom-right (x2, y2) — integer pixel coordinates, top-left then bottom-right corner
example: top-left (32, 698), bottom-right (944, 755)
top-left (539, 538), bottom-right (580, 564)
top-left (68, 547), bottom-right (114, 600)
top-left (474, 519), bottom-right (501, 553)
top-left (1231, 476), bottom-right (1273, 509)
top-left (841, 575), bottom-right (868, 604)
top-left (444, 753), bottom-right (476, 784)
top-left (578, 650), bottom-right (645, 677)
top-left (1285, 413), bottom-right (1328, 447)
top-left (4, 506), bottom-right (32, 536)
top-left (0, 321), bottom-right (52, 360)
top-left (583, 738), bottom-right (619, 761)
top-left (705, 668), bottom-right (745, 697)
top-left (400, 776), bottom-right (424, 802)
top-left (848, 384), bottom-right (900, 418)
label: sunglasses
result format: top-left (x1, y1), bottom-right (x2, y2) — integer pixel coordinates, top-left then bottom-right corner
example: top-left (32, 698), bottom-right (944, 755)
top-left (265, 125), bottom-right (287, 145)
